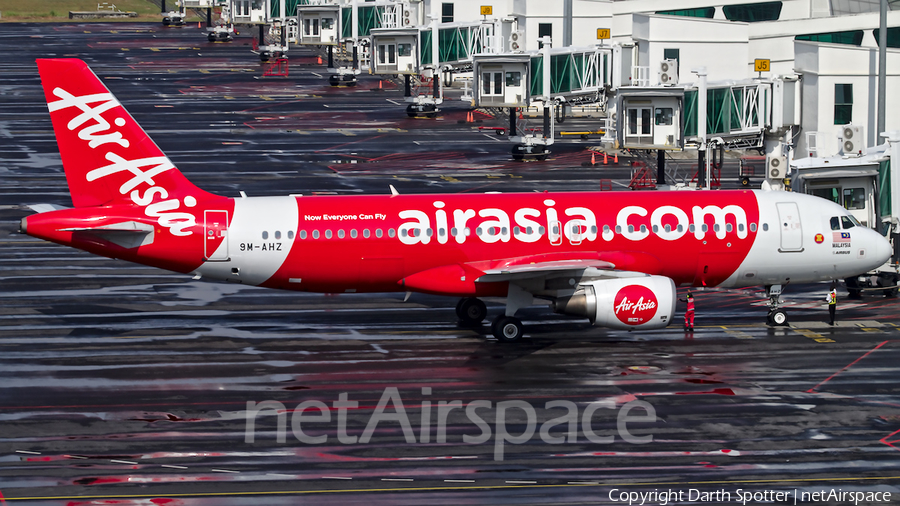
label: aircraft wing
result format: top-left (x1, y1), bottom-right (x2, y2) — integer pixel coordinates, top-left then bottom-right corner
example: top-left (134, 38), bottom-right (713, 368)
top-left (475, 259), bottom-right (615, 282)
top-left (399, 251), bottom-right (658, 295)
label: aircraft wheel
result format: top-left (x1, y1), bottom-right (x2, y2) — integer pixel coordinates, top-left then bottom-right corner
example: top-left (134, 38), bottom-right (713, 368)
top-left (457, 298), bottom-right (487, 325)
top-left (208, 33), bottom-right (217, 42)
top-left (492, 316), bottom-right (524, 343)
top-left (768, 309), bottom-right (788, 326)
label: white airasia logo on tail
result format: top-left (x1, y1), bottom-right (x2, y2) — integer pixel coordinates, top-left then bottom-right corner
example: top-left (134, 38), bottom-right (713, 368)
top-left (48, 88), bottom-right (197, 236)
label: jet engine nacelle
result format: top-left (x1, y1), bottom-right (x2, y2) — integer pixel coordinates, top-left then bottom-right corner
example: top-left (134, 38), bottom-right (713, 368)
top-left (552, 276), bottom-right (676, 330)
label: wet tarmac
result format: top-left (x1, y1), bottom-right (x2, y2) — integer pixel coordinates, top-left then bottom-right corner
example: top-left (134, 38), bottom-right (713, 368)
top-left (1, 22), bottom-right (899, 505)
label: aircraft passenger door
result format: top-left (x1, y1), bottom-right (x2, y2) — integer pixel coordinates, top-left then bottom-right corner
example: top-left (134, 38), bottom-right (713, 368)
top-left (776, 202), bottom-right (803, 252)
top-left (204, 210), bottom-right (229, 261)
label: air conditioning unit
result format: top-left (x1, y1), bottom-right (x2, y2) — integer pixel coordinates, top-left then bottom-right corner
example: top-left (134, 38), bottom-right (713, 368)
top-left (767, 154), bottom-right (787, 179)
top-left (658, 59), bottom-right (678, 86)
top-left (509, 30), bottom-right (524, 52)
top-left (840, 125), bottom-right (866, 156)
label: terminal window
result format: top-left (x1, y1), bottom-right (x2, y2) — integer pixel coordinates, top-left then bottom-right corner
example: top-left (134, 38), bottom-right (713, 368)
top-left (796, 30), bottom-right (864, 46)
top-left (872, 27), bottom-right (900, 48)
top-left (442, 3), bottom-right (453, 23)
top-left (663, 48), bottom-right (680, 65)
top-left (722, 2), bottom-right (782, 22)
top-left (834, 84), bottom-right (853, 125)
top-left (538, 23), bottom-right (552, 48)
top-left (656, 7), bottom-right (715, 18)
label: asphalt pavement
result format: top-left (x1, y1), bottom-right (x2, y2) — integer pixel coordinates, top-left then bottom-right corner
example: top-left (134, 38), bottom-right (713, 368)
top-left (0, 21), bottom-right (899, 505)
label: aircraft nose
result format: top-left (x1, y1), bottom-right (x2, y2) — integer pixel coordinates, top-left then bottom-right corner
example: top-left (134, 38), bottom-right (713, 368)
top-left (872, 230), bottom-right (893, 265)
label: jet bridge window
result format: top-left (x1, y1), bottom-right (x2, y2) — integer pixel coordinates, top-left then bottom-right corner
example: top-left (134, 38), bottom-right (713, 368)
top-left (655, 108), bottom-right (674, 126)
top-left (322, 18), bottom-right (334, 30)
top-left (482, 72), bottom-right (504, 96)
top-left (812, 187), bottom-right (840, 205)
top-left (842, 188), bottom-right (865, 210)
top-left (398, 43), bottom-right (412, 57)
top-left (304, 18), bottom-right (320, 36)
top-left (505, 71), bottom-right (521, 87)
top-left (378, 44), bottom-right (396, 65)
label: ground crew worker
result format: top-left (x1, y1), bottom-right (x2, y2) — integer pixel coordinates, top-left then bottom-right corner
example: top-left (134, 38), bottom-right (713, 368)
top-left (827, 284), bottom-right (837, 325)
top-left (680, 290), bottom-right (695, 331)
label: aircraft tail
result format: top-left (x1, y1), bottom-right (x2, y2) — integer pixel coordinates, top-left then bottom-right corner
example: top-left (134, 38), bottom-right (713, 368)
top-left (36, 58), bottom-right (213, 208)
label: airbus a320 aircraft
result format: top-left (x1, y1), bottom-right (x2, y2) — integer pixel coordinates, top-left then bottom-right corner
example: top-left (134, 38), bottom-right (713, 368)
top-left (20, 59), bottom-right (892, 341)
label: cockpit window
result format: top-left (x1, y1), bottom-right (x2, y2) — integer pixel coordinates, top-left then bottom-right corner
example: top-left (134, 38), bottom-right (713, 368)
top-left (830, 217), bottom-right (840, 231)
top-left (840, 216), bottom-right (855, 229)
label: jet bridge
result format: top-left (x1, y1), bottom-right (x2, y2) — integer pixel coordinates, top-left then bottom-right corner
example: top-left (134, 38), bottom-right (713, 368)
top-left (298, 0), bottom-right (420, 85)
top-left (470, 41), bottom-right (612, 159)
top-left (369, 18), bottom-right (506, 117)
top-left (611, 73), bottom-right (798, 187)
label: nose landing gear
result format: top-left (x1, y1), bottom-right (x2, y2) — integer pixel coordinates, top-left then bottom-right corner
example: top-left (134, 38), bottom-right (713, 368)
top-left (765, 284), bottom-right (789, 326)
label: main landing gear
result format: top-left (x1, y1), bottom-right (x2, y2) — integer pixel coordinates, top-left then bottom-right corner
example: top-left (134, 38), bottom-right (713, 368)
top-left (765, 284), bottom-right (788, 326)
top-left (455, 297), bottom-right (487, 325)
top-left (456, 296), bottom-right (523, 343)
top-left (456, 285), bottom-right (533, 343)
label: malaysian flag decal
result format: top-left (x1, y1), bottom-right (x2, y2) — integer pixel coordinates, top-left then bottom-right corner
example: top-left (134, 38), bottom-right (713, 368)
top-left (833, 231), bottom-right (851, 241)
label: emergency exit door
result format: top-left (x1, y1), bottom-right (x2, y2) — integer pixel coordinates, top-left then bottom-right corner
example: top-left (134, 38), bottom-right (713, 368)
top-left (204, 210), bottom-right (229, 261)
top-left (776, 202), bottom-right (803, 252)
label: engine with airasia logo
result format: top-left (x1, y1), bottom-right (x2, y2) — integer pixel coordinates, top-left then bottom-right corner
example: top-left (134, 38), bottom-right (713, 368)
top-left (551, 276), bottom-right (677, 330)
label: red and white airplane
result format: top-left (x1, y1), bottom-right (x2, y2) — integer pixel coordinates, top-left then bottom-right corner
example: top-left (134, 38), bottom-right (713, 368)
top-left (21, 59), bottom-right (892, 341)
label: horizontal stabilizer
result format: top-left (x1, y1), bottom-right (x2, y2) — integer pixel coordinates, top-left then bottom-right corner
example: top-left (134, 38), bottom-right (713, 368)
top-left (62, 221), bottom-right (154, 249)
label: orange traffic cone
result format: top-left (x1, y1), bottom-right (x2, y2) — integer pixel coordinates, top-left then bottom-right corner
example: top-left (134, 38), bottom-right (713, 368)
top-left (591, 151), bottom-right (596, 165)
top-left (518, 110), bottom-right (524, 119)
top-left (198, 21), bottom-right (201, 28)
top-left (317, 55), bottom-right (323, 65)
top-left (614, 152), bottom-right (619, 164)
top-left (379, 80), bottom-right (383, 89)
top-left (603, 152), bottom-right (608, 165)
